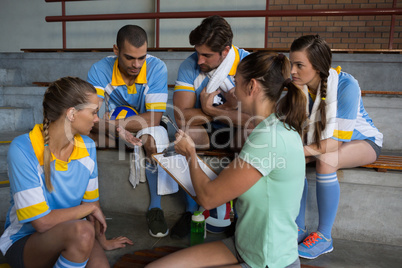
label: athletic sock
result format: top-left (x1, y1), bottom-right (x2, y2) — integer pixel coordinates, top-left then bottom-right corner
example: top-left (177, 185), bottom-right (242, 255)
top-left (54, 255), bottom-right (88, 268)
top-left (145, 163), bottom-right (161, 210)
top-left (316, 172), bottom-right (340, 239)
top-left (296, 177), bottom-right (308, 229)
top-left (184, 191), bottom-right (198, 213)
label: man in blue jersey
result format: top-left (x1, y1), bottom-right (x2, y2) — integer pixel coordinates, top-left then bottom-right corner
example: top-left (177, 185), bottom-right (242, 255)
top-left (87, 25), bottom-right (170, 238)
top-left (171, 15), bottom-right (252, 239)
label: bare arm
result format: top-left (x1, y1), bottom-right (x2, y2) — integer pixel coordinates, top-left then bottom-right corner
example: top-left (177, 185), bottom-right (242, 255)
top-left (304, 138), bottom-right (343, 157)
top-left (200, 88), bottom-right (253, 129)
top-left (174, 130), bottom-right (262, 209)
top-left (31, 202), bottom-right (106, 235)
top-left (173, 91), bottom-right (212, 128)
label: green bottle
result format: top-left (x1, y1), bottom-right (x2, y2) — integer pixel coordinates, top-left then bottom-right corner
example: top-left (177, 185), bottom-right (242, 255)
top-left (190, 211), bottom-right (205, 246)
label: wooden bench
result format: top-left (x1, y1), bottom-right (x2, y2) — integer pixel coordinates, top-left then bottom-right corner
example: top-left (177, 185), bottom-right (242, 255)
top-left (361, 155), bottom-right (402, 172)
top-left (113, 246), bottom-right (322, 268)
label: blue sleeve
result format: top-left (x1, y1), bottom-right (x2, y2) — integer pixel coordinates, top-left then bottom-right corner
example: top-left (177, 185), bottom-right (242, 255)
top-left (7, 138), bottom-right (50, 223)
top-left (145, 58), bottom-right (168, 112)
top-left (87, 58), bottom-right (113, 99)
top-left (174, 54), bottom-right (198, 93)
top-left (332, 72), bottom-right (360, 142)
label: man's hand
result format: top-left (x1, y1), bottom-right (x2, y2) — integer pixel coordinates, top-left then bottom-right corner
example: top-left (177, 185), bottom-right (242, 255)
top-left (117, 126), bottom-right (142, 146)
top-left (220, 87), bottom-right (238, 110)
top-left (200, 87), bottom-right (220, 116)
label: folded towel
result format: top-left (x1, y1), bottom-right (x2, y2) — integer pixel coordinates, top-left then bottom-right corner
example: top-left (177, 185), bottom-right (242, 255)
top-left (304, 68), bottom-right (339, 145)
top-left (130, 126), bottom-right (178, 195)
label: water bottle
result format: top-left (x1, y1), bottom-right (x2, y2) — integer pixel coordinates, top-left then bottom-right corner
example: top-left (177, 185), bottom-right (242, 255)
top-left (190, 211), bottom-right (205, 246)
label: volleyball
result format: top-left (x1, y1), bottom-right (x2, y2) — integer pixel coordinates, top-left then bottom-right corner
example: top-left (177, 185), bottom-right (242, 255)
top-left (199, 202), bottom-right (232, 233)
top-left (110, 106), bottom-right (138, 120)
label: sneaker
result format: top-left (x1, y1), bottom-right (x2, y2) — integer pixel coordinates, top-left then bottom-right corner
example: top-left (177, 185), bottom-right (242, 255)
top-left (170, 211), bottom-right (192, 239)
top-left (146, 208), bottom-right (169, 238)
top-left (297, 226), bottom-right (308, 244)
top-left (298, 232), bottom-right (333, 259)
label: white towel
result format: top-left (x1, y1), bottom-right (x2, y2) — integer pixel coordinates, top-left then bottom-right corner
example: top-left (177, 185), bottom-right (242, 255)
top-left (130, 126), bottom-right (179, 195)
top-left (205, 46), bottom-right (236, 105)
top-left (304, 68), bottom-right (339, 145)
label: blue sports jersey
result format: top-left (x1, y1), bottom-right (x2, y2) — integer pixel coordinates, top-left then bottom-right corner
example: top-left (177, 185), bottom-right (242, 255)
top-left (308, 71), bottom-right (383, 146)
top-left (0, 125), bottom-right (99, 255)
top-left (87, 55), bottom-right (168, 114)
top-left (174, 46), bottom-right (249, 109)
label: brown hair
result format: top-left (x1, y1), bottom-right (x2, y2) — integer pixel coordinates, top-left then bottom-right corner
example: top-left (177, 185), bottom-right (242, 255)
top-left (42, 77), bottom-right (96, 192)
top-left (189, 15), bottom-right (233, 53)
top-left (237, 52), bottom-right (307, 135)
top-left (290, 35), bottom-right (332, 147)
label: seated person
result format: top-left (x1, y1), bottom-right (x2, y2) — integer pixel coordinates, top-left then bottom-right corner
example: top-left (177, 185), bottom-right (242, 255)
top-left (146, 52), bottom-right (307, 268)
top-left (170, 15), bottom-right (251, 239)
top-left (87, 25), bottom-right (171, 238)
top-left (290, 35), bottom-right (383, 259)
top-left (0, 77), bottom-right (134, 268)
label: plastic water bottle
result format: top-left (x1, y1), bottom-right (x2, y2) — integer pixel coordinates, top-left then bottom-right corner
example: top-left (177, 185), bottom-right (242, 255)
top-left (190, 211), bottom-right (205, 246)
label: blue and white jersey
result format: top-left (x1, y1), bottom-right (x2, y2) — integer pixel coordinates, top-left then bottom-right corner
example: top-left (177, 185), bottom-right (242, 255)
top-left (0, 124), bottom-right (99, 255)
top-left (308, 72), bottom-right (383, 146)
top-left (174, 46), bottom-right (249, 109)
top-left (87, 55), bottom-right (168, 114)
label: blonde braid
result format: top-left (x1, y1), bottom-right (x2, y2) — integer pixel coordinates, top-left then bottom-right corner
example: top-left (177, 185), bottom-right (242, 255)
top-left (43, 116), bottom-right (53, 192)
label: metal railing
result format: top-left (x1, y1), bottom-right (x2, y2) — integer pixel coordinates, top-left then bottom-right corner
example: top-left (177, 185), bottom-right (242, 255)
top-left (44, 0), bottom-right (402, 50)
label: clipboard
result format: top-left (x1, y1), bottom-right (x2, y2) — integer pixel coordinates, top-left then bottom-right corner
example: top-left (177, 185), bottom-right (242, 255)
top-left (152, 153), bottom-right (218, 202)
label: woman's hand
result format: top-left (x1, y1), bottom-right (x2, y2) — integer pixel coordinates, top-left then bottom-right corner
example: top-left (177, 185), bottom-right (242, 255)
top-left (87, 205), bottom-right (107, 236)
top-left (117, 126), bottom-right (142, 146)
top-left (100, 236), bottom-right (134, 251)
top-left (174, 130), bottom-right (196, 157)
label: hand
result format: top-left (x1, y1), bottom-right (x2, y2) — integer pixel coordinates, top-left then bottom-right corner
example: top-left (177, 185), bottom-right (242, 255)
top-left (117, 126), bottom-right (142, 146)
top-left (89, 206), bottom-right (107, 236)
top-left (174, 130), bottom-right (196, 157)
top-left (200, 87), bottom-right (220, 115)
top-left (220, 87), bottom-right (238, 110)
top-left (100, 236), bottom-right (134, 251)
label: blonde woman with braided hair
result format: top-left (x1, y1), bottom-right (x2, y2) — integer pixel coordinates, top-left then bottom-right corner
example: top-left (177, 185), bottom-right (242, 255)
top-left (0, 77), bottom-right (139, 268)
top-left (290, 35), bottom-right (383, 259)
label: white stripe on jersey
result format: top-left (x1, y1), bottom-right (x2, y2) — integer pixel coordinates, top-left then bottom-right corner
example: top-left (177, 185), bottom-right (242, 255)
top-left (145, 93), bottom-right (168, 104)
top-left (14, 187), bottom-right (46, 210)
top-left (78, 156), bottom-right (95, 174)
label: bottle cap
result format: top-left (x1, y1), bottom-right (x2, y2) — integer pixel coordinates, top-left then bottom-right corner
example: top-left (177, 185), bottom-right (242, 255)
top-left (192, 211), bottom-right (205, 222)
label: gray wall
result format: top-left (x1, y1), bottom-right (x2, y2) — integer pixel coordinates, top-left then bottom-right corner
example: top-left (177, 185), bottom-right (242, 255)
top-left (0, 0), bottom-right (266, 52)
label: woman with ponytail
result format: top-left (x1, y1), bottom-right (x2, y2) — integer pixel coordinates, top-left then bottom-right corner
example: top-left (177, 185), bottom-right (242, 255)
top-left (0, 77), bottom-right (137, 268)
top-left (147, 52), bottom-right (306, 268)
top-left (290, 35), bottom-right (383, 259)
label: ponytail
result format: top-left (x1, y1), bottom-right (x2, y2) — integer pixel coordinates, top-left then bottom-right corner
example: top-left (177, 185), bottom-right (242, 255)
top-left (277, 79), bottom-right (307, 136)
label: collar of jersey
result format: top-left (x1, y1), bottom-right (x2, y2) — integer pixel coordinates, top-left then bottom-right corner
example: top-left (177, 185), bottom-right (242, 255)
top-left (111, 58), bottom-right (147, 87)
top-left (228, 46), bottom-right (240, 76)
top-left (29, 124), bottom-right (90, 166)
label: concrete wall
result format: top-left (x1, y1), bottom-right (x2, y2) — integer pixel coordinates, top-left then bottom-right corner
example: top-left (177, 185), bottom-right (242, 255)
top-left (1, 0), bottom-right (400, 52)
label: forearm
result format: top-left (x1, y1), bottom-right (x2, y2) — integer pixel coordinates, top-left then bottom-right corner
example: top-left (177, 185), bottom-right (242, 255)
top-left (175, 108), bottom-right (213, 128)
top-left (32, 202), bottom-right (97, 233)
top-left (304, 138), bottom-right (342, 157)
top-left (117, 112), bottom-right (163, 133)
top-left (204, 105), bottom-right (252, 128)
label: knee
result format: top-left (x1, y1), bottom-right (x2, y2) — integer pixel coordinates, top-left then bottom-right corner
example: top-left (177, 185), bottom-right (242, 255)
top-left (67, 220), bottom-right (96, 252)
top-left (316, 154), bottom-right (340, 174)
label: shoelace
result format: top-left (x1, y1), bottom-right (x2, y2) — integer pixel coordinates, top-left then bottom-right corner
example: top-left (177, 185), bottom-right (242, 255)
top-left (303, 232), bottom-right (322, 248)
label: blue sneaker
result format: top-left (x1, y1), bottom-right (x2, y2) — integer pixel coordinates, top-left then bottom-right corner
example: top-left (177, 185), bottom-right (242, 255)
top-left (298, 232), bottom-right (333, 259)
top-left (298, 226), bottom-right (308, 244)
